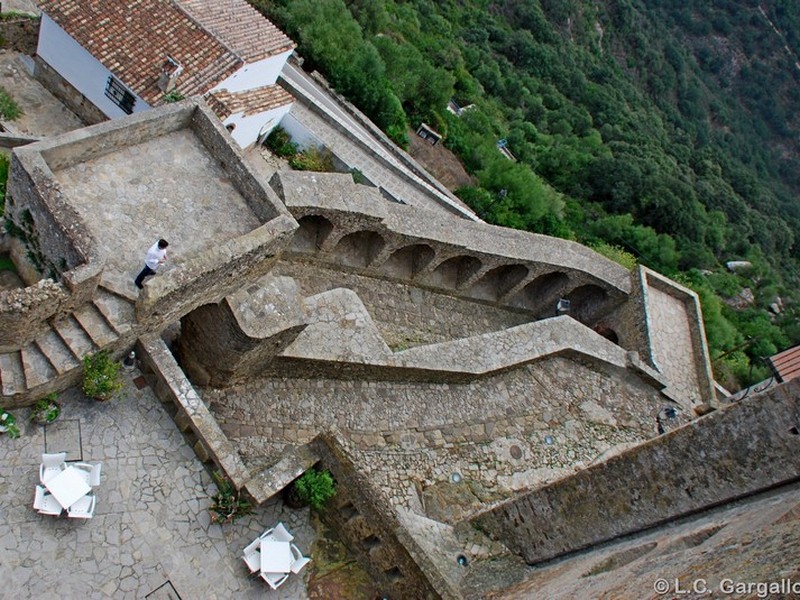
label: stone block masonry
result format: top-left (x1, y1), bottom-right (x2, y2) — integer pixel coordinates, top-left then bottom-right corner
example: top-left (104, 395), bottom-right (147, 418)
top-left (469, 378), bottom-right (800, 565)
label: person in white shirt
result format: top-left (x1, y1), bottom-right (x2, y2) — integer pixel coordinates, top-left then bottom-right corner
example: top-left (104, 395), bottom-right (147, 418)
top-left (134, 239), bottom-right (169, 289)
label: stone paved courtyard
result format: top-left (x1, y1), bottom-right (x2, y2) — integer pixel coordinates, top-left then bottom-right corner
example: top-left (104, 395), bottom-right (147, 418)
top-left (0, 372), bottom-right (314, 599)
top-left (52, 128), bottom-right (263, 295)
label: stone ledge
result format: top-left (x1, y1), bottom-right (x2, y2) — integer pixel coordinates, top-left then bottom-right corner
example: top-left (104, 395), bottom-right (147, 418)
top-left (137, 335), bottom-right (251, 487)
top-left (242, 443), bottom-right (320, 505)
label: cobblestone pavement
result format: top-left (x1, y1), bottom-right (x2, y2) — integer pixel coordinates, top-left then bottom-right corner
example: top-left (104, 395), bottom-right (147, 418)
top-left (0, 373), bottom-right (313, 599)
top-left (207, 355), bottom-right (663, 512)
top-left (0, 51), bottom-right (84, 137)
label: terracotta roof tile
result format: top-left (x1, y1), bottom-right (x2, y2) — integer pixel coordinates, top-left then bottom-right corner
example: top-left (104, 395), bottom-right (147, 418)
top-left (177, 0), bottom-right (295, 61)
top-left (206, 84), bottom-right (293, 120)
top-left (39, 0), bottom-right (292, 105)
top-left (768, 345), bottom-right (800, 383)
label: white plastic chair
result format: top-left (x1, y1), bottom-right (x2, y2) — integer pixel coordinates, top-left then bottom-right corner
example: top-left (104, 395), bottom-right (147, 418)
top-left (260, 571), bottom-right (289, 590)
top-left (73, 462), bottom-right (102, 487)
top-left (289, 543), bottom-right (311, 573)
top-left (39, 452), bottom-right (67, 484)
top-left (67, 494), bottom-right (96, 519)
top-left (33, 485), bottom-right (62, 516)
top-left (242, 537), bottom-right (261, 574)
top-left (272, 522), bottom-right (294, 542)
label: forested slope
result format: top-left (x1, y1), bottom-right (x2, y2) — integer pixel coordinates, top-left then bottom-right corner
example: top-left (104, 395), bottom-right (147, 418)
top-left (252, 0), bottom-right (800, 389)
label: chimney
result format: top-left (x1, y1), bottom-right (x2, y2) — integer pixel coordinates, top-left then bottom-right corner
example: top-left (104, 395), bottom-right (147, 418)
top-left (157, 56), bottom-right (184, 93)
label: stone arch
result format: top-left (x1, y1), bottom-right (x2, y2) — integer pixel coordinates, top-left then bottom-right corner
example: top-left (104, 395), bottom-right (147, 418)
top-left (593, 324), bottom-right (620, 345)
top-left (290, 215), bottom-right (334, 253)
top-left (332, 230), bottom-right (387, 269)
top-left (519, 271), bottom-right (569, 312)
top-left (380, 243), bottom-right (435, 279)
top-left (425, 255), bottom-right (482, 290)
top-left (565, 284), bottom-right (608, 324)
top-left (468, 264), bottom-right (529, 302)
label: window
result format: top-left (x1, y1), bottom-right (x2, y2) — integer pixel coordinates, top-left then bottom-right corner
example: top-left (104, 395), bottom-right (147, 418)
top-left (105, 76), bottom-right (136, 114)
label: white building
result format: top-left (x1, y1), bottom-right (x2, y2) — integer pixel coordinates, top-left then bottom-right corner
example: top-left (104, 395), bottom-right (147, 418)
top-left (37, 0), bottom-right (296, 148)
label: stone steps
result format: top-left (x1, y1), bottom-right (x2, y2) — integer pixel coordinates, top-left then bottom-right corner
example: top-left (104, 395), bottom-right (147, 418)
top-left (73, 303), bottom-right (118, 347)
top-left (94, 282), bottom-right (137, 333)
top-left (20, 343), bottom-right (57, 389)
top-left (0, 351), bottom-right (25, 396)
top-left (53, 315), bottom-right (98, 360)
top-left (0, 288), bottom-right (136, 399)
top-left (35, 329), bottom-right (81, 374)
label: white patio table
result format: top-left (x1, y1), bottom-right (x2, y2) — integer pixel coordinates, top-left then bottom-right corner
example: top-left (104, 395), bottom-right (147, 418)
top-left (260, 540), bottom-right (293, 574)
top-left (44, 465), bottom-right (91, 510)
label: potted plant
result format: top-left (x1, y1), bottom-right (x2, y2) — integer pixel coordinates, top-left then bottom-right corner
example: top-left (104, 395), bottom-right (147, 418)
top-left (209, 471), bottom-right (252, 524)
top-left (82, 350), bottom-right (123, 401)
top-left (285, 466), bottom-right (336, 510)
top-left (31, 393), bottom-right (61, 424)
top-left (0, 409), bottom-right (21, 438)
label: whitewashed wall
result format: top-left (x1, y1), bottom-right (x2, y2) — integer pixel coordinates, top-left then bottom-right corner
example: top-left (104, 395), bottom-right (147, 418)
top-left (278, 108), bottom-right (324, 150)
top-left (37, 14), bottom-right (150, 119)
top-left (223, 103), bottom-right (293, 149)
top-left (211, 50), bottom-right (293, 94)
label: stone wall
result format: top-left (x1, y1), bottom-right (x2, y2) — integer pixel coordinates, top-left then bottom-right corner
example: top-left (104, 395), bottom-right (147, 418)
top-left (135, 217), bottom-right (297, 327)
top-left (2, 147), bottom-right (105, 347)
top-left (0, 278), bottom-right (68, 349)
top-left (312, 432), bottom-right (446, 599)
top-left (33, 56), bottom-right (107, 126)
top-left (274, 260), bottom-right (532, 347)
top-left (602, 266), bottom-right (653, 368)
top-left (190, 108), bottom-right (291, 223)
top-left (35, 100), bottom-right (194, 170)
top-left (0, 15), bottom-right (38, 54)
top-left (7, 149), bottom-right (91, 272)
top-left (469, 378), bottom-right (800, 565)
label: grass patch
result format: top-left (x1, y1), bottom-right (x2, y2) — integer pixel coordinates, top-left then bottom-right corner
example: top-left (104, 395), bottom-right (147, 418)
top-left (0, 86), bottom-right (21, 120)
top-left (0, 254), bottom-right (16, 272)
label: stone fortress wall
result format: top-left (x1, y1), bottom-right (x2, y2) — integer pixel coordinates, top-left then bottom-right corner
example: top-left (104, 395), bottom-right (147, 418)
top-left (0, 101), bottom-right (296, 402)
top-left (470, 378), bottom-right (800, 566)
top-left (0, 97), bottom-right (731, 598)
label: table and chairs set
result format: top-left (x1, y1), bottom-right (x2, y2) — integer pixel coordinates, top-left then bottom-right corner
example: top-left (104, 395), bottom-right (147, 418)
top-left (33, 452), bottom-right (101, 518)
top-left (242, 522), bottom-right (311, 589)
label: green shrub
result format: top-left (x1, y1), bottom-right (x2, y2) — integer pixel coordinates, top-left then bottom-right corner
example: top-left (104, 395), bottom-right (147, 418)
top-left (289, 146), bottom-right (335, 172)
top-left (264, 126), bottom-right (298, 158)
top-left (82, 350), bottom-right (123, 401)
top-left (590, 241), bottom-right (638, 271)
top-left (0, 409), bottom-right (20, 438)
top-left (162, 90), bottom-right (185, 103)
top-left (31, 393), bottom-right (60, 424)
top-left (293, 467), bottom-right (336, 510)
top-left (209, 470), bottom-right (252, 524)
top-left (0, 86), bottom-right (21, 120)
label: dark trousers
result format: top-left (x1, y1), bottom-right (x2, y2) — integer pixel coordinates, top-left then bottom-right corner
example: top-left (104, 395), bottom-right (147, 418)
top-left (134, 265), bottom-right (155, 289)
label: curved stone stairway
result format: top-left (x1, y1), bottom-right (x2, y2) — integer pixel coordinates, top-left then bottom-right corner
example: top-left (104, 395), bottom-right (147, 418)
top-left (0, 284), bottom-right (136, 398)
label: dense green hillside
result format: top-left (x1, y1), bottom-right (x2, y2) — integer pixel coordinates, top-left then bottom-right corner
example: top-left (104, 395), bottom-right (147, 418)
top-left (252, 0), bottom-right (800, 389)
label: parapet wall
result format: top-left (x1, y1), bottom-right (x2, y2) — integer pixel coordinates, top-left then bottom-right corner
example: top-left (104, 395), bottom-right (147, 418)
top-left (2, 148), bottom-right (103, 347)
top-left (642, 267), bottom-right (715, 406)
top-left (469, 378), bottom-right (800, 565)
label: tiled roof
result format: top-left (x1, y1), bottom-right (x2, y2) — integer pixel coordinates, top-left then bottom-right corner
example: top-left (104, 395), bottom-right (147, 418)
top-left (177, 0), bottom-right (295, 62)
top-left (768, 345), bottom-right (800, 383)
top-left (38, 0), bottom-right (293, 105)
top-left (206, 84), bottom-right (293, 120)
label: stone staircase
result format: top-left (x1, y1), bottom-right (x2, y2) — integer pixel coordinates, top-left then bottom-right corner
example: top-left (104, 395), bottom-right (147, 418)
top-left (0, 285), bottom-right (136, 398)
